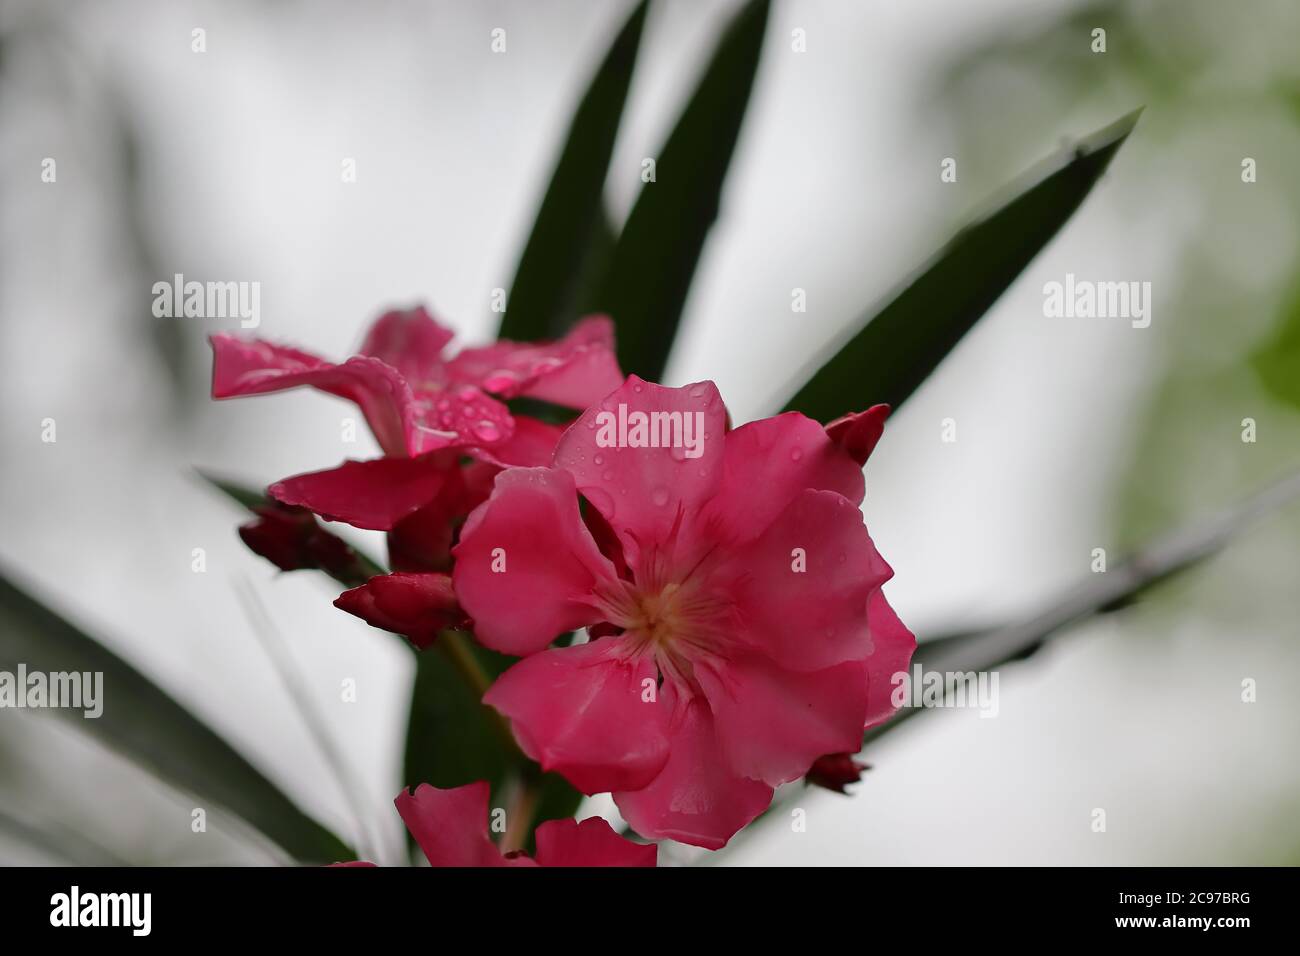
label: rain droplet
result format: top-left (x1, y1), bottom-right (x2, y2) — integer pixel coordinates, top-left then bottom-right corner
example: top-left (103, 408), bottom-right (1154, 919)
top-left (593, 454), bottom-right (604, 465)
top-left (651, 487), bottom-right (670, 507)
top-left (472, 420), bottom-right (501, 442)
top-left (790, 447), bottom-right (804, 462)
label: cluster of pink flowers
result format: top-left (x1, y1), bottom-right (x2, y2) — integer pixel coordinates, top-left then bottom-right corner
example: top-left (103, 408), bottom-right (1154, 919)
top-left (211, 306), bottom-right (913, 863)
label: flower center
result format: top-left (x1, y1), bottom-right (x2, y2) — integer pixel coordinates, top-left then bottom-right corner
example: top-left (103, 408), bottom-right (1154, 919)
top-left (593, 576), bottom-right (731, 689)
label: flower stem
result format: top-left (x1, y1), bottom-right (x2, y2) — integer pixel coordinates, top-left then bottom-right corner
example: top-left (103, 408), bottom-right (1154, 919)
top-left (436, 629), bottom-right (523, 762)
top-left (500, 774), bottom-right (542, 855)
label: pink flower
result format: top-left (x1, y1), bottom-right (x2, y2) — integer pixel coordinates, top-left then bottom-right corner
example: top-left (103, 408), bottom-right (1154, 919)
top-left (451, 376), bottom-right (913, 849)
top-left (341, 782), bottom-right (656, 867)
top-left (211, 306), bottom-right (621, 458)
top-left (210, 307), bottom-right (624, 641)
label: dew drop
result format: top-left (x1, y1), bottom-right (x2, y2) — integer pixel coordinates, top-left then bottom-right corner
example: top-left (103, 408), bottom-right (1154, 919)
top-left (472, 420), bottom-right (501, 442)
top-left (651, 487), bottom-right (670, 507)
top-left (790, 447), bottom-right (804, 462)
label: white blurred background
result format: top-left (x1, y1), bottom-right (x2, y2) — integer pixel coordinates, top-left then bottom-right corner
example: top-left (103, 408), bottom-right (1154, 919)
top-left (1, 0), bottom-right (1297, 865)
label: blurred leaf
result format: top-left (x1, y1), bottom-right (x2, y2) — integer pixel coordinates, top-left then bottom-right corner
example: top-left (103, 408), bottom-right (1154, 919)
top-left (0, 569), bottom-right (352, 864)
top-left (1251, 275), bottom-right (1300, 410)
top-left (500, 1), bottom-right (648, 341)
top-left (402, 641), bottom-right (516, 799)
top-left (779, 108), bottom-right (1141, 421)
top-left (595, 0), bottom-right (771, 381)
top-left (706, 468), bottom-right (1300, 857)
top-left (402, 639), bottom-right (584, 859)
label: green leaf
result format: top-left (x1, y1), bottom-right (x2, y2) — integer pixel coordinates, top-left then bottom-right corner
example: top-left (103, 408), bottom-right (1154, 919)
top-left (402, 641), bottom-right (516, 798)
top-left (595, 0), bottom-right (771, 381)
top-left (0, 569), bottom-right (353, 864)
top-left (1251, 275), bottom-right (1300, 410)
top-left (500, 1), bottom-right (649, 342)
top-left (402, 634), bottom-right (584, 857)
top-left (779, 108), bottom-right (1142, 421)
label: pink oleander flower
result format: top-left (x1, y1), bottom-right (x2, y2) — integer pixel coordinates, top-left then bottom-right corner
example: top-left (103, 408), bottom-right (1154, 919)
top-left (210, 306), bottom-right (622, 643)
top-left (451, 376), bottom-right (913, 849)
top-left (340, 782), bottom-right (656, 867)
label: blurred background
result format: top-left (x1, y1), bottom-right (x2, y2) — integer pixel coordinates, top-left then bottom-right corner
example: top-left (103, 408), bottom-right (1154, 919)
top-left (1, 0), bottom-right (1297, 865)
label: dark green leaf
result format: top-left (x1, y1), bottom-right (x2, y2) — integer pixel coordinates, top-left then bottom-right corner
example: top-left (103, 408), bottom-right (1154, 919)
top-left (595, 0), bottom-right (771, 381)
top-left (1251, 274), bottom-right (1300, 410)
top-left (779, 108), bottom-right (1142, 421)
top-left (402, 641), bottom-right (516, 798)
top-left (500, 1), bottom-right (648, 342)
top-left (0, 569), bottom-right (353, 863)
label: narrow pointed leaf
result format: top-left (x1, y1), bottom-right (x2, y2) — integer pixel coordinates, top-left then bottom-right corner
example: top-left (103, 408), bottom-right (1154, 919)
top-left (596, 0), bottom-right (771, 380)
top-left (501, 1), bottom-right (649, 341)
top-left (0, 570), bottom-right (353, 863)
top-left (779, 109), bottom-right (1142, 420)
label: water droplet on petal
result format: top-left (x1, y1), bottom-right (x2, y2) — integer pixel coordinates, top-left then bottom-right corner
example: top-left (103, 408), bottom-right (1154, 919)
top-left (472, 420), bottom-right (501, 442)
top-left (651, 487), bottom-right (670, 507)
top-left (593, 454), bottom-right (603, 465)
top-left (790, 447), bottom-right (804, 462)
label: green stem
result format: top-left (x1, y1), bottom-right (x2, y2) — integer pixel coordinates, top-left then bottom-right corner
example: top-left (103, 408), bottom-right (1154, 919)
top-left (436, 629), bottom-right (524, 762)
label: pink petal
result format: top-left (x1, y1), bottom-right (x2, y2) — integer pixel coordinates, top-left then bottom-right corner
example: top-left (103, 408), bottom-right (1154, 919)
top-left (269, 455), bottom-right (449, 531)
top-left (613, 693), bottom-right (772, 850)
top-left (210, 334), bottom-right (514, 457)
top-left (483, 638), bottom-right (670, 794)
top-left (532, 817), bottom-right (657, 867)
top-left (358, 305), bottom-right (454, 384)
top-left (863, 589), bottom-right (916, 729)
top-left (407, 384), bottom-right (516, 455)
top-left (447, 315), bottom-right (624, 409)
top-left (697, 655), bottom-right (868, 786)
top-left (394, 782), bottom-right (506, 867)
top-left (334, 572), bottom-right (466, 649)
top-left (717, 488), bottom-right (891, 672)
top-left (470, 416), bottom-right (567, 468)
top-left (554, 376), bottom-right (727, 567)
top-left (452, 467), bottom-right (618, 655)
top-left (698, 412), bottom-right (866, 545)
top-left (210, 334), bottom-right (416, 457)
top-left (824, 404), bottom-right (890, 466)
top-left (386, 459), bottom-right (497, 573)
